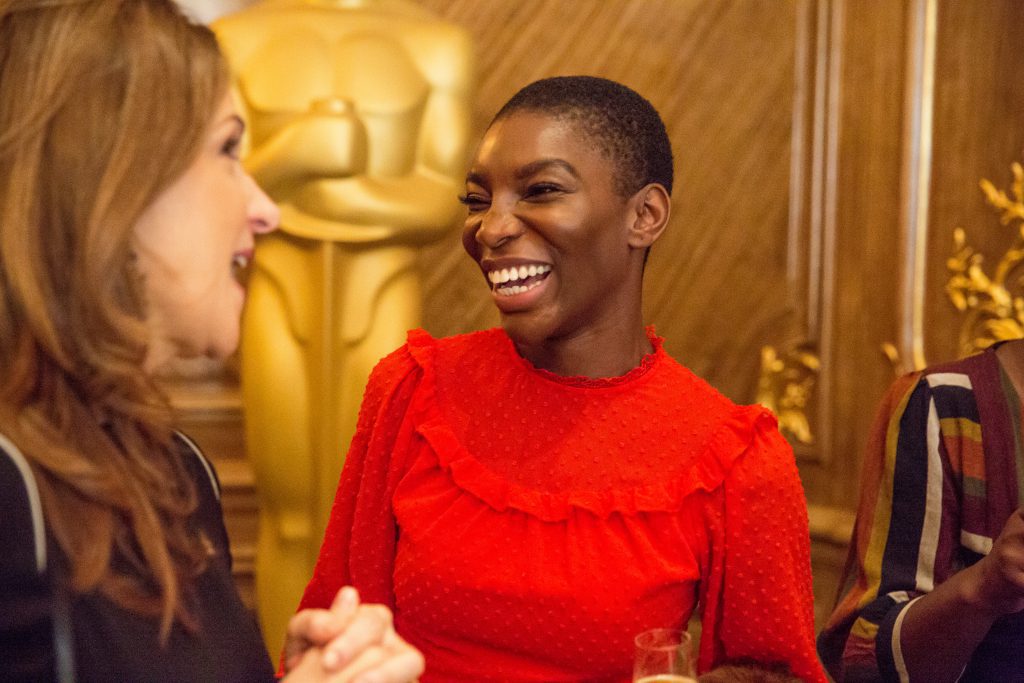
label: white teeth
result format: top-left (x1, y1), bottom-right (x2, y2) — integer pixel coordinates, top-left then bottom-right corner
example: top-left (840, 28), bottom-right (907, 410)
top-left (232, 254), bottom-right (250, 269)
top-left (487, 264), bottom-right (550, 284)
top-left (496, 279), bottom-right (545, 296)
top-left (487, 264), bottom-right (552, 294)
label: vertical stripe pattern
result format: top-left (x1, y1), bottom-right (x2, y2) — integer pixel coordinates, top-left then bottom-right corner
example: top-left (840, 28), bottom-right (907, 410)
top-left (914, 398), bottom-right (942, 593)
top-left (818, 347), bottom-right (1024, 681)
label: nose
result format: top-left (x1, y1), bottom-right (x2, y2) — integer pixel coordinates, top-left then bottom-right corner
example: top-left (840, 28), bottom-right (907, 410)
top-left (246, 173), bottom-right (279, 235)
top-left (473, 204), bottom-right (524, 250)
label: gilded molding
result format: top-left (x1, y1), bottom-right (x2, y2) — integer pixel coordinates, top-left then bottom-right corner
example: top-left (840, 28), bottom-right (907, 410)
top-left (946, 161), bottom-right (1024, 356)
top-left (756, 344), bottom-right (821, 445)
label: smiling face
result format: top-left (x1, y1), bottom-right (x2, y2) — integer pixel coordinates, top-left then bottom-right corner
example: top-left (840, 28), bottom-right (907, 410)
top-left (133, 92), bottom-right (279, 369)
top-left (461, 111), bottom-right (660, 362)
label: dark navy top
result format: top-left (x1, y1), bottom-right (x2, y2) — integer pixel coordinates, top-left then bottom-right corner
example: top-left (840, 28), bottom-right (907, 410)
top-left (0, 432), bottom-right (275, 682)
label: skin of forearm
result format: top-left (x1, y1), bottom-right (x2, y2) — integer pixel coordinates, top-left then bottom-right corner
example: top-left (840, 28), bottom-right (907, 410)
top-left (896, 561), bottom-right (1002, 682)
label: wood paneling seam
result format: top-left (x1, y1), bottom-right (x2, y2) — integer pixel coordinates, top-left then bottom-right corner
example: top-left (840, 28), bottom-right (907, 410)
top-left (899, 0), bottom-right (938, 372)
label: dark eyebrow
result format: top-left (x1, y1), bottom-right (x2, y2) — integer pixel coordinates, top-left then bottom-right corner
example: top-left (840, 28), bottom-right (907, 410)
top-left (514, 158), bottom-right (579, 181)
top-left (465, 170), bottom-right (487, 187)
top-left (465, 158), bottom-right (580, 187)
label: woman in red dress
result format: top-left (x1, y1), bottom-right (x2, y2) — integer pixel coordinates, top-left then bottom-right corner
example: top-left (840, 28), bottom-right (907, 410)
top-left (299, 76), bottom-right (826, 682)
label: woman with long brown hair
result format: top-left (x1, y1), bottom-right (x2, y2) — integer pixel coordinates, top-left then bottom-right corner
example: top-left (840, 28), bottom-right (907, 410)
top-left (0, 0), bottom-right (421, 680)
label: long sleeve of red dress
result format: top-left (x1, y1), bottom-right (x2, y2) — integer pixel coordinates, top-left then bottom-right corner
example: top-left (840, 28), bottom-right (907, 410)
top-left (298, 344), bottom-right (421, 611)
top-left (697, 413), bottom-right (824, 681)
top-left (298, 329), bottom-right (825, 682)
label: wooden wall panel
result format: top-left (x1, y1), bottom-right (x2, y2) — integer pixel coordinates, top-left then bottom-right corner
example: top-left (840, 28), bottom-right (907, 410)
top-left (807, 0), bottom-right (909, 507)
top-left (923, 0), bottom-right (1024, 365)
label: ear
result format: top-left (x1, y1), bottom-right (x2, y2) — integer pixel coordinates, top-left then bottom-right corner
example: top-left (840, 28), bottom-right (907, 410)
top-left (627, 183), bottom-right (671, 249)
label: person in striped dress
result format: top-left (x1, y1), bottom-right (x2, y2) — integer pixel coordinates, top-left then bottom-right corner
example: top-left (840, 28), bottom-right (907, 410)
top-left (818, 341), bottom-right (1024, 682)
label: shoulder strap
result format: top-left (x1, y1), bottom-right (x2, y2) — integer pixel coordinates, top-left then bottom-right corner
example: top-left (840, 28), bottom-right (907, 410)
top-left (0, 432), bottom-right (75, 683)
top-left (0, 432), bottom-right (47, 574)
top-left (173, 430), bottom-right (221, 501)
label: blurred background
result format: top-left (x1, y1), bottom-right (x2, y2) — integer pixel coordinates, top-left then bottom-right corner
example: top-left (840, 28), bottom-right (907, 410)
top-left (170, 0), bottom-right (1024, 636)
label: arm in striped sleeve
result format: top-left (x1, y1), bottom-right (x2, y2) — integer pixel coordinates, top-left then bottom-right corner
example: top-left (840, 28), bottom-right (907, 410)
top-left (818, 372), bottom-right (959, 681)
top-left (820, 369), bottom-right (1016, 682)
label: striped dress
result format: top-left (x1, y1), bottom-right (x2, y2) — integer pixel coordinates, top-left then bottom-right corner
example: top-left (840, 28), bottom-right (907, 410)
top-left (817, 346), bottom-right (1024, 682)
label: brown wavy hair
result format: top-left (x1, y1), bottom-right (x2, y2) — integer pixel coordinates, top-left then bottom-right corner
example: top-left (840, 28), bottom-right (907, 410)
top-left (0, 0), bottom-right (229, 639)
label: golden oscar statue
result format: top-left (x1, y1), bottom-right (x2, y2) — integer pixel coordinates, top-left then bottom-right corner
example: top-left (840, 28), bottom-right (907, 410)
top-left (212, 0), bottom-right (472, 654)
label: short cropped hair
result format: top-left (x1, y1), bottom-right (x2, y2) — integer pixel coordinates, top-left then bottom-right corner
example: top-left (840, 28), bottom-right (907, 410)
top-left (493, 75), bottom-right (674, 197)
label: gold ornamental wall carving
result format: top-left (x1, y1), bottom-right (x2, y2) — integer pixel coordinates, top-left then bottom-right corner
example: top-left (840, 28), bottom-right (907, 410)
top-left (756, 343), bottom-right (821, 445)
top-left (945, 160), bottom-right (1024, 357)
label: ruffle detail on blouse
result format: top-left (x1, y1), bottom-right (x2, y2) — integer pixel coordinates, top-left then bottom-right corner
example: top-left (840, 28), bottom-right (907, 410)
top-left (403, 329), bottom-right (779, 522)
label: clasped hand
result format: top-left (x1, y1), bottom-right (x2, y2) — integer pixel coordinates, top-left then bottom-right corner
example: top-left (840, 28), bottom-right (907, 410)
top-left (974, 507), bottom-right (1024, 616)
top-left (281, 586), bottom-right (423, 683)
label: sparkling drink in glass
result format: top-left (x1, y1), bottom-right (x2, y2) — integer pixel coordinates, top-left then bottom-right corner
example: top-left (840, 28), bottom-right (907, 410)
top-left (633, 627), bottom-right (696, 683)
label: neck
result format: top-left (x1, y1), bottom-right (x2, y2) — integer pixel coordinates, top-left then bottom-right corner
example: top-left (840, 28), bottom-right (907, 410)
top-left (515, 321), bottom-right (654, 379)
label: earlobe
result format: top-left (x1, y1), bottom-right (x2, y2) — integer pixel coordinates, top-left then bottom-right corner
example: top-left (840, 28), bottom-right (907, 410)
top-left (627, 183), bottom-right (671, 249)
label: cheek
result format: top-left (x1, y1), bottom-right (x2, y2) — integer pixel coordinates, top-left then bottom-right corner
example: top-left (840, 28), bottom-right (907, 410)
top-left (461, 218), bottom-right (482, 258)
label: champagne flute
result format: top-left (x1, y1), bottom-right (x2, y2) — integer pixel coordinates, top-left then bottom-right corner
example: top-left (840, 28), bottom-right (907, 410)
top-left (633, 627), bottom-right (696, 683)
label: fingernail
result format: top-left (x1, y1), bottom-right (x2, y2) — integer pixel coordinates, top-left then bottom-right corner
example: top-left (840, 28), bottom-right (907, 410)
top-left (340, 586), bottom-right (358, 608)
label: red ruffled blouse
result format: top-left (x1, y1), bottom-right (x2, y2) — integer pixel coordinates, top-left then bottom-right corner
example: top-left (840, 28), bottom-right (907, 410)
top-left (298, 328), bottom-right (826, 682)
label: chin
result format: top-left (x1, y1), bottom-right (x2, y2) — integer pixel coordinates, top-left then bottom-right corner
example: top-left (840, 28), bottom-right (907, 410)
top-left (499, 311), bottom-right (555, 348)
top-left (196, 323), bottom-right (241, 362)
top-left (208, 334), bottom-right (241, 361)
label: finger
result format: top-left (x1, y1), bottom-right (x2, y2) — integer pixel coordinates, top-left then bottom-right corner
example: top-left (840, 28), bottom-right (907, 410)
top-left (331, 644), bottom-right (389, 683)
top-left (324, 586), bottom-right (362, 639)
top-left (297, 588), bottom-right (361, 643)
top-left (351, 647), bottom-right (425, 683)
top-left (330, 586), bottom-right (361, 622)
top-left (283, 645), bottom-right (327, 680)
top-left (322, 604), bottom-right (393, 672)
top-left (1003, 513), bottom-right (1024, 545)
top-left (284, 609), bottom-right (332, 666)
top-left (285, 589), bottom-right (361, 670)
